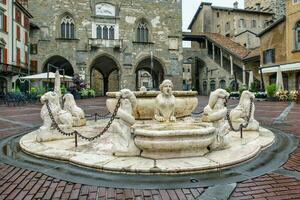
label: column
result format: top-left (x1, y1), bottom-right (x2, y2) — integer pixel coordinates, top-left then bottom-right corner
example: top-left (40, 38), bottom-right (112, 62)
top-left (205, 39), bottom-right (208, 49)
top-left (220, 50), bottom-right (223, 68)
top-left (243, 64), bottom-right (246, 85)
top-left (212, 43), bottom-right (215, 61)
top-left (230, 55), bottom-right (233, 76)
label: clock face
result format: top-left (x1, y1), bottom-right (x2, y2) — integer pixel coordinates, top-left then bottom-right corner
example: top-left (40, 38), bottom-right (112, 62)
top-left (95, 3), bottom-right (115, 16)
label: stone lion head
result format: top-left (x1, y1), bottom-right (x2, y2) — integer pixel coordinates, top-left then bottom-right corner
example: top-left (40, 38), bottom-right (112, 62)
top-left (63, 93), bottom-right (76, 106)
top-left (240, 90), bottom-right (255, 101)
top-left (40, 91), bottom-right (58, 104)
top-left (116, 89), bottom-right (137, 108)
top-left (208, 89), bottom-right (230, 109)
top-left (159, 79), bottom-right (173, 96)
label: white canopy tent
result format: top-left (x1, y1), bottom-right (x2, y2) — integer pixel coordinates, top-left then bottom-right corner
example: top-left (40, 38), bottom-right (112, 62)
top-left (276, 67), bottom-right (284, 91)
top-left (21, 72), bottom-right (73, 81)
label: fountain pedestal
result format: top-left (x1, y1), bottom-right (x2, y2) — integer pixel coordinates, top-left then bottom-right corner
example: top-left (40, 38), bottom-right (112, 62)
top-left (134, 122), bottom-right (216, 159)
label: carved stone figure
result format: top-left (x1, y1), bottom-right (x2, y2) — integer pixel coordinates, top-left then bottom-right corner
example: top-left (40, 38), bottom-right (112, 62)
top-left (37, 91), bottom-right (73, 142)
top-left (111, 89), bottom-right (141, 156)
top-left (63, 93), bottom-right (86, 127)
top-left (139, 86), bottom-right (147, 92)
top-left (154, 79), bottom-right (176, 122)
top-left (229, 90), bottom-right (259, 131)
top-left (202, 89), bottom-right (229, 125)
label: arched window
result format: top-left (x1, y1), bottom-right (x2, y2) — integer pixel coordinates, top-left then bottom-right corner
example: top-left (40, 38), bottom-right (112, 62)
top-left (219, 80), bottom-right (226, 89)
top-left (61, 15), bottom-right (75, 39)
top-left (96, 25), bottom-right (102, 39)
top-left (295, 21), bottom-right (300, 50)
top-left (109, 26), bottom-right (114, 39)
top-left (103, 26), bottom-right (108, 39)
top-left (137, 21), bottom-right (149, 43)
top-left (210, 80), bottom-right (216, 92)
top-left (95, 25), bottom-right (115, 40)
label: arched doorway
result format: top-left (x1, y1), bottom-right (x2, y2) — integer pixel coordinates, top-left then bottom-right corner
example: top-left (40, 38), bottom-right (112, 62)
top-left (202, 81), bottom-right (207, 96)
top-left (0, 77), bottom-right (7, 96)
top-left (135, 57), bottom-right (164, 90)
top-left (210, 80), bottom-right (216, 92)
top-left (90, 55), bottom-right (119, 96)
top-left (43, 56), bottom-right (74, 76)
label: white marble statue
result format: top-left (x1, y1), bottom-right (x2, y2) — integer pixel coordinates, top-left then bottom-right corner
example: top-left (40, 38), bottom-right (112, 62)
top-left (154, 79), bottom-right (176, 122)
top-left (229, 90), bottom-right (259, 131)
top-left (140, 86), bottom-right (147, 92)
top-left (37, 91), bottom-right (73, 142)
top-left (202, 89), bottom-right (231, 150)
top-left (202, 89), bottom-right (229, 125)
top-left (63, 93), bottom-right (86, 127)
top-left (111, 89), bottom-right (141, 156)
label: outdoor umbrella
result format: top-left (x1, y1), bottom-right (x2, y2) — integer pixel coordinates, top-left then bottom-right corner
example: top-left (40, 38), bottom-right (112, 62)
top-left (248, 71), bottom-right (254, 88)
top-left (21, 72), bottom-right (73, 81)
top-left (276, 67), bottom-right (284, 91)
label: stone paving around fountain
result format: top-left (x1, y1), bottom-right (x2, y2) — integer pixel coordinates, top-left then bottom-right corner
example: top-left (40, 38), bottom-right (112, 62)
top-left (0, 97), bottom-right (300, 199)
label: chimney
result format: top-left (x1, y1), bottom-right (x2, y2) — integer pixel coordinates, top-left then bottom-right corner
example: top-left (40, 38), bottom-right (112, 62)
top-left (233, 1), bottom-right (238, 9)
top-left (256, 3), bottom-right (261, 11)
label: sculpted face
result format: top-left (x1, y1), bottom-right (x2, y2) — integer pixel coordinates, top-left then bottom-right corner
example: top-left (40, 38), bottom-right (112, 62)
top-left (160, 80), bottom-right (173, 96)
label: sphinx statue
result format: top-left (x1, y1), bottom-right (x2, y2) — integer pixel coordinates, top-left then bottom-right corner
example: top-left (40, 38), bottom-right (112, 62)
top-left (229, 90), bottom-right (259, 131)
top-left (111, 89), bottom-right (141, 156)
top-left (154, 79), bottom-right (176, 122)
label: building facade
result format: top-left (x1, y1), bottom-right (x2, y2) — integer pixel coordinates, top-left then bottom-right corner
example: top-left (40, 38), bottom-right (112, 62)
top-left (188, 2), bottom-right (273, 49)
top-left (0, 0), bottom-right (32, 95)
top-left (244, 0), bottom-right (286, 19)
top-left (28, 0), bottom-right (183, 95)
top-left (259, 0), bottom-right (300, 91)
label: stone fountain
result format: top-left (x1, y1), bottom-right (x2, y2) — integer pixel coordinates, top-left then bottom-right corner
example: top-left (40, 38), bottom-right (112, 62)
top-left (19, 76), bottom-right (275, 174)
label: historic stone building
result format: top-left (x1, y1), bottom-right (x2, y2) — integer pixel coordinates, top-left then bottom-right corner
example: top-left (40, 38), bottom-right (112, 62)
top-left (244, 0), bottom-right (286, 19)
top-left (259, 0), bottom-right (300, 91)
top-left (28, 0), bottom-right (183, 95)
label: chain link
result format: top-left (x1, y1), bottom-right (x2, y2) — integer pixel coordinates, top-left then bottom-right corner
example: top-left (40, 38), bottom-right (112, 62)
top-left (226, 98), bottom-right (254, 132)
top-left (45, 98), bottom-right (121, 141)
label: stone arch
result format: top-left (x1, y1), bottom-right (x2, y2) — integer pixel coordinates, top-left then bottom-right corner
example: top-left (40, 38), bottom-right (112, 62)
top-left (89, 54), bottom-right (120, 95)
top-left (56, 12), bottom-right (76, 39)
top-left (43, 55), bottom-right (74, 76)
top-left (134, 55), bottom-right (165, 90)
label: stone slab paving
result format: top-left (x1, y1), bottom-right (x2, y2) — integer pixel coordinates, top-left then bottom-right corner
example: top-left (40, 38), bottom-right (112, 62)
top-left (0, 97), bottom-right (299, 200)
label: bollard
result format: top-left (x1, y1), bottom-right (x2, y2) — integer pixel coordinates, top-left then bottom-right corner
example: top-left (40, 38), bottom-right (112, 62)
top-left (297, 89), bottom-right (300, 104)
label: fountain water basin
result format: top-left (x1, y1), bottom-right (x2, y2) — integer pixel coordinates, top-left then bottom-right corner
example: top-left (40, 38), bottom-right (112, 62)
top-left (134, 122), bottom-right (216, 159)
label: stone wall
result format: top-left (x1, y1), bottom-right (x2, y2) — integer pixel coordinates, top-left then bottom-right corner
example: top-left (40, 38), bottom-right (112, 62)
top-left (244, 0), bottom-right (285, 19)
top-left (28, 0), bottom-right (183, 92)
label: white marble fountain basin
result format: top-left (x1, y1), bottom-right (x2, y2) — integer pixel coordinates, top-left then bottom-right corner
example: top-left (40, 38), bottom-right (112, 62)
top-left (106, 91), bottom-right (198, 120)
top-left (133, 122), bottom-right (216, 159)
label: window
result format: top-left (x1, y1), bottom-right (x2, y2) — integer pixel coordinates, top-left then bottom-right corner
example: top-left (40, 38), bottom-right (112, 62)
top-left (61, 15), bottom-right (75, 39)
top-left (137, 21), bottom-right (149, 43)
top-left (16, 25), bottom-right (20, 41)
top-left (220, 80), bottom-right (226, 89)
top-left (15, 8), bottom-right (21, 24)
top-left (30, 44), bottom-right (38, 54)
top-left (16, 48), bottom-right (20, 65)
top-left (251, 20), bottom-right (257, 28)
top-left (239, 19), bottom-right (245, 28)
top-left (294, 0), bottom-right (300, 4)
top-left (263, 49), bottom-right (275, 64)
top-left (96, 24), bottom-right (115, 39)
top-left (225, 22), bottom-right (230, 32)
top-left (295, 21), bottom-right (300, 50)
top-left (1, 0), bottom-right (7, 5)
top-left (24, 16), bottom-right (30, 30)
top-left (25, 32), bottom-right (28, 44)
top-left (210, 80), bottom-right (216, 92)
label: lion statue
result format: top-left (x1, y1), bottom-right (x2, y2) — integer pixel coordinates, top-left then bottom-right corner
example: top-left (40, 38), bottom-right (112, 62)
top-left (63, 93), bottom-right (86, 127)
top-left (202, 89), bottom-right (229, 125)
top-left (110, 89), bottom-right (140, 156)
top-left (37, 91), bottom-right (73, 142)
top-left (229, 90), bottom-right (259, 131)
top-left (154, 79), bottom-right (176, 122)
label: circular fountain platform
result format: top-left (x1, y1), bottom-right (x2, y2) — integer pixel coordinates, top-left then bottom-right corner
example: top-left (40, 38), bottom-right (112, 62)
top-left (18, 118), bottom-right (275, 174)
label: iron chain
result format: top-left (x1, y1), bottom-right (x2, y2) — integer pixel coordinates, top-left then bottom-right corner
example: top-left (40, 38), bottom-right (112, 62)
top-left (45, 98), bottom-right (121, 141)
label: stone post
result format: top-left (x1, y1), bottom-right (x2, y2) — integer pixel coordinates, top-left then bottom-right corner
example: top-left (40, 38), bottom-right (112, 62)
top-left (243, 64), bottom-right (246, 85)
top-left (230, 55), bottom-right (233, 76)
top-left (220, 50), bottom-right (223, 68)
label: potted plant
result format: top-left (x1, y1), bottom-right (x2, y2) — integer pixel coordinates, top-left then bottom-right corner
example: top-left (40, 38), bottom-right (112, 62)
top-left (255, 92), bottom-right (267, 101)
top-left (266, 84), bottom-right (277, 101)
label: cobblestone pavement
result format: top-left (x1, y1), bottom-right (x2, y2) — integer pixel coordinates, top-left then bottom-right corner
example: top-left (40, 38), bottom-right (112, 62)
top-left (0, 97), bottom-right (299, 200)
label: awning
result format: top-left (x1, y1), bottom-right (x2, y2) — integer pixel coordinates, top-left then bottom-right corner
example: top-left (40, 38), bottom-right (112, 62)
top-left (261, 62), bottom-right (300, 74)
top-left (20, 72), bottom-right (73, 81)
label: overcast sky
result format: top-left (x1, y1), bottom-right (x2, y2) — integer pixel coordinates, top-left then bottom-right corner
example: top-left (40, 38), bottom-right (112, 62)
top-left (182, 0), bottom-right (245, 31)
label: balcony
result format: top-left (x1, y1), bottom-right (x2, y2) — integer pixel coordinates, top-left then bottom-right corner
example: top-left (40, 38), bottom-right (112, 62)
top-left (88, 38), bottom-right (122, 49)
top-left (0, 63), bottom-right (35, 76)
